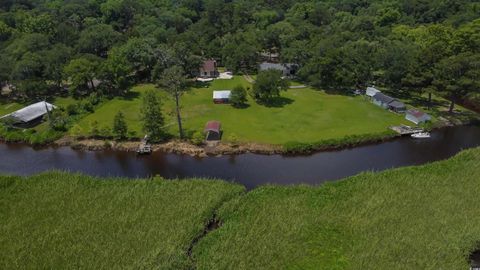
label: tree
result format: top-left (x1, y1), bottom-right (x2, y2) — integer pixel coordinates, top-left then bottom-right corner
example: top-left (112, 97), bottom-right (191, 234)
top-left (77, 24), bottom-right (121, 57)
top-left (230, 84), bottom-right (247, 107)
top-left (64, 57), bottom-right (100, 97)
top-left (252, 69), bottom-right (289, 102)
top-left (433, 53), bottom-right (480, 113)
top-left (112, 111), bottom-right (128, 140)
top-left (157, 65), bottom-right (187, 139)
top-left (141, 89), bottom-right (165, 142)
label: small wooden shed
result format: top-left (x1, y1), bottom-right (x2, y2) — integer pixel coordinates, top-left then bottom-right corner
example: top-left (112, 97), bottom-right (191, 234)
top-left (204, 121), bottom-right (222, 141)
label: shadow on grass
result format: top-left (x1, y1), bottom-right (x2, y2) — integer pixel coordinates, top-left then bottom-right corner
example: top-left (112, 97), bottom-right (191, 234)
top-left (260, 96), bottom-right (294, 108)
top-left (231, 103), bottom-right (251, 109)
top-left (121, 91), bottom-right (141, 100)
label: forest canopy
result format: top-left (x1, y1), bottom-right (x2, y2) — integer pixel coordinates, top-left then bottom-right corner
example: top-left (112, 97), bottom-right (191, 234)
top-left (0, 0), bottom-right (479, 105)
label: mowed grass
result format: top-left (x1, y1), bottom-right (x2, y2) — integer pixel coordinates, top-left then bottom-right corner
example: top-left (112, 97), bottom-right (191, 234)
top-left (0, 172), bottom-right (244, 269)
top-left (74, 77), bottom-right (408, 144)
top-left (193, 147), bottom-right (480, 269)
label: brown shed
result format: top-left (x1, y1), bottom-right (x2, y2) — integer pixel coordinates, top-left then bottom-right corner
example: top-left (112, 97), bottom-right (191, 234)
top-left (204, 121), bottom-right (222, 141)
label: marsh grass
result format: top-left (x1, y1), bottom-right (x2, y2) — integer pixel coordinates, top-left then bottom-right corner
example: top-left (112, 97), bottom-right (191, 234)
top-left (0, 172), bottom-right (244, 269)
top-left (194, 148), bottom-right (480, 269)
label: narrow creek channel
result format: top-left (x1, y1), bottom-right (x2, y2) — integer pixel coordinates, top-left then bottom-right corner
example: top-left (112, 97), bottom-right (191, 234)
top-left (1, 125), bottom-right (480, 189)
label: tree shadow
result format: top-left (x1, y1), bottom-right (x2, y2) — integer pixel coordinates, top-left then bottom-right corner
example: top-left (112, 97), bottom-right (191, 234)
top-left (232, 103), bottom-right (251, 109)
top-left (261, 96), bottom-right (294, 108)
top-left (121, 91), bottom-right (140, 100)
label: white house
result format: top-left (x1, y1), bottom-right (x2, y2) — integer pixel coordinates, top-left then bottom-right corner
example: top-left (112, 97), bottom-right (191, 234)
top-left (366, 87), bottom-right (381, 98)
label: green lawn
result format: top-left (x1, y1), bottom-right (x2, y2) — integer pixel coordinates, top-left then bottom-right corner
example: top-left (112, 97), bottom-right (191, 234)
top-left (74, 77), bottom-right (409, 144)
top-left (75, 88), bottom-right (154, 136)
top-left (0, 172), bottom-right (243, 269)
top-left (0, 101), bottom-right (23, 116)
top-left (193, 147), bottom-right (480, 269)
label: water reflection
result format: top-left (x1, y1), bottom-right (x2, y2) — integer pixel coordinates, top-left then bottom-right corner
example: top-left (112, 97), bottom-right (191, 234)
top-left (1, 125), bottom-right (479, 189)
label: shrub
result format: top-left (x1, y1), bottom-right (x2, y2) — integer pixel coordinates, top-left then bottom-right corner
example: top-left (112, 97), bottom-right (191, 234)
top-left (66, 104), bottom-right (79, 115)
top-left (230, 85), bottom-right (248, 108)
top-left (191, 131), bottom-right (205, 146)
top-left (227, 133), bottom-right (239, 146)
top-left (89, 121), bottom-right (100, 137)
top-left (70, 124), bottom-right (84, 139)
top-left (112, 111), bottom-right (128, 140)
top-left (283, 131), bottom-right (397, 154)
top-left (99, 126), bottom-right (112, 138)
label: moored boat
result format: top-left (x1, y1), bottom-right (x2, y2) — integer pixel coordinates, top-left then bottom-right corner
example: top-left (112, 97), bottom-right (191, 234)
top-left (411, 132), bottom-right (431, 139)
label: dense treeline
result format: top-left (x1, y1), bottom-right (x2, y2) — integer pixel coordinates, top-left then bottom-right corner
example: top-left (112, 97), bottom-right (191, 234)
top-left (0, 0), bottom-right (479, 109)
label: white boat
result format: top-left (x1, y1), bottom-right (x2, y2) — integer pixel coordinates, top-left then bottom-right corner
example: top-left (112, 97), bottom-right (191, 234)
top-left (411, 132), bottom-right (431, 139)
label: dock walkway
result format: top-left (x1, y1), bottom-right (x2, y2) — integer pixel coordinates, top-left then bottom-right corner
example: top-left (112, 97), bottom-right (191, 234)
top-left (390, 125), bottom-right (424, 135)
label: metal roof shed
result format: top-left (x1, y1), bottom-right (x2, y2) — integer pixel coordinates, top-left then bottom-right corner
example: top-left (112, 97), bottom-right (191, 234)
top-left (388, 100), bottom-right (406, 113)
top-left (406, 109), bottom-right (431, 124)
top-left (1, 101), bottom-right (56, 124)
top-left (372, 93), bottom-right (395, 108)
top-left (213, 90), bottom-right (231, 104)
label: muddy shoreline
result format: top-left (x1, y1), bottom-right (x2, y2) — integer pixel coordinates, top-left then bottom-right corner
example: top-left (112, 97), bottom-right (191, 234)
top-left (1, 115), bottom-right (475, 157)
top-left (55, 137), bottom-right (283, 157)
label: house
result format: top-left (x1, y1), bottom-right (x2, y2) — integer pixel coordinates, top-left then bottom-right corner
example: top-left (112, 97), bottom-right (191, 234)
top-left (259, 62), bottom-right (298, 77)
top-left (0, 101), bottom-right (56, 127)
top-left (406, 109), bottom-right (431, 125)
top-left (199, 59), bottom-right (219, 78)
top-left (366, 87), bottom-right (380, 99)
top-left (204, 121), bottom-right (222, 141)
top-left (372, 93), bottom-right (395, 109)
top-left (213, 90), bottom-right (231, 104)
top-left (388, 100), bottom-right (407, 113)
top-left (260, 51), bottom-right (280, 62)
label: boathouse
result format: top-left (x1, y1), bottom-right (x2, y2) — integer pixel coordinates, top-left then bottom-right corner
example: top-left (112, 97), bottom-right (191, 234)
top-left (204, 121), bottom-right (222, 141)
top-left (406, 109), bottom-right (431, 125)
top-left (0, 101), bottom-right (56, 127)
top-left (213, 90), bottom-right (231, 104)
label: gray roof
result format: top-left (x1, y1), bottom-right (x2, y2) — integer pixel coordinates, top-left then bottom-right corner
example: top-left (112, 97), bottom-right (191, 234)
top-left (213, 90), bottom-right (231, 99)
top-left (366, 87), bottom-right (380, 97)
top-left (388, 100), bottom-right (406, 109)
top-left (1, 101), bottom-right (56, 123)
top-left (259, 62), bottom-right (296, 72)
top-left (373, 93), bottom-right (395, 104)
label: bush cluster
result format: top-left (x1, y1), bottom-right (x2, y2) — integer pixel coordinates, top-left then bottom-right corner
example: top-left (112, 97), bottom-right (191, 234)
top-left (283, 131), bottom-right (397, 154)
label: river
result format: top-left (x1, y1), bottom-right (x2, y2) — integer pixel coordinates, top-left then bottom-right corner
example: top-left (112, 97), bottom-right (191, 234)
top-left (1, 125), bottom-right (479, 189)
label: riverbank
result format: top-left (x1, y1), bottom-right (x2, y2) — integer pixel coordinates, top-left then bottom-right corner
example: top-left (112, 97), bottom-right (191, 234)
top-left (1, 148), bottom-right (480, 269)
top-left (56, 117), bottom-right (467, 157)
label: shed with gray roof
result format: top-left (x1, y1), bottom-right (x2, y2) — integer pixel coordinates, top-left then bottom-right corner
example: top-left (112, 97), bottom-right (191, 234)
top-left (372, 93), bottom-right (395, 108)
top-left (259, 62), bottom-right (298, 77)
top-left (0, 101), bottom-right (56, 127)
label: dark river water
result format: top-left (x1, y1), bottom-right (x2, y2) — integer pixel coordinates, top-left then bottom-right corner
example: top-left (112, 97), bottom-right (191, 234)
top-left (1, 125), bottom-right (480, 189)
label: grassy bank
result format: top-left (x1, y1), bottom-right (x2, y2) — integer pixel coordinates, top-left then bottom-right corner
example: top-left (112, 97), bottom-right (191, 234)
top-left (75, 77), bottom-right (409, 144)
top-left (193, 147), bottom-right (480, 269)
top-left (0, 172), bottom-right (244, 269)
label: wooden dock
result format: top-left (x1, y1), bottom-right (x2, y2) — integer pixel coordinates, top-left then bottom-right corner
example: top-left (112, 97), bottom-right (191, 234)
top-left (390, 125), bottom-right (424, 135)
top-left (137, 135), bottom-right (152, 155)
